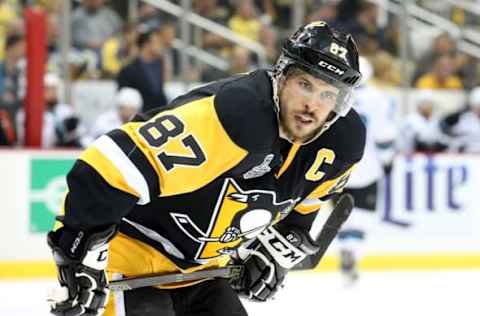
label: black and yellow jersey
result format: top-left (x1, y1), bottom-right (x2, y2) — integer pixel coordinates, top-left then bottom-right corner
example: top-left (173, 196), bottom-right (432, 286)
top-left (62, 69), bottom-right (365, 272)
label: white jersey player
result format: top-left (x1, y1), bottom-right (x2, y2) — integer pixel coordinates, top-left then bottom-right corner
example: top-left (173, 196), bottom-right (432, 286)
top-left (441, 86), bottom-right (480, 153)
top-left (90, 87), bottom-right (143, 140)
top-left (337, 57), bottom-right (397, 283)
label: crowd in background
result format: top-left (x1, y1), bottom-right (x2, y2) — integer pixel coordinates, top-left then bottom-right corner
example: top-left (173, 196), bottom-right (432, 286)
top-left (0, 0), bottom-right (479, 155)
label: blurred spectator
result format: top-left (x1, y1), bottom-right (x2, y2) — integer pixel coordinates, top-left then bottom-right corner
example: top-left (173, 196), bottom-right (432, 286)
top-left (137, 2), bottom-right (162, 23)
top-left (101, 22), bottom-right (138, 78)
top-left (16, 73), bottom-right (89, 148)
top-left (46, 13), bottom-right (60, 55)
top-left (399, 93), bottom-right (448, 154)
top-left (415, 54), bottom-right (463, 89)
top-left (267, 0), bottom-right (295, 30)
top-left (454, 52), bottom-right (479, 90)
top-left (440, 87), bottom-right (480, 153)
top-left (335, 0), bottom-right (382, 49)
top-left (36, 0), bottom-right (61, 14)
top-left (201, 45), bottom-right (253, 82)
top-left (228, 0), bottom-right (278, 63)
top-left (71, 0), bottom-right (122, 51)
top-left (229, 45), bottom-right (253, 74)
top-left (0, 0), bottom-right (18, 62)
top-left (193, 0), bottom-right (230, 51)
top-left (379, 15), bottom-right (402, 57)
top-left (412, 32), bottom-right (456, 83)
top-left (0, 33), bottom-right (24, 114)
top-left (258, 21), bottom-right (278, 64)
top-left (335, 0), bottom-right (363, 24)
top-left (46, 73), bottom-right (91, 148)
top-left (157, 19), bottom-right (179, 81)
top-left (228, 0), bottom-right (262, 42)
top-left (308, 0), bottom-right (339, 25)
top-left (117, 21), bottom-right (168, 112)
top-left (49, 7), bottom-right (104, 79)
top-left (369, 51), bottom-right (401, 88)
top-left (193, 0), bottom-right (229, 25)
top-left (334, 1), bottom-right (384, 57)
top-left (254, 0), bottom-right (275, 25)
top-left (90, 87), bottom-right (142, 140)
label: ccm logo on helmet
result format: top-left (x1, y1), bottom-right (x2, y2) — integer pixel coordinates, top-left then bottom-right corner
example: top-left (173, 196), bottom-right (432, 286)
top-left (318, 60), bottom-right (345, 76)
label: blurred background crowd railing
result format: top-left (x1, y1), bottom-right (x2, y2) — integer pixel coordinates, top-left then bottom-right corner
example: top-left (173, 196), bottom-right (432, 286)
top-left (0, 0), bottom-right (480, 155)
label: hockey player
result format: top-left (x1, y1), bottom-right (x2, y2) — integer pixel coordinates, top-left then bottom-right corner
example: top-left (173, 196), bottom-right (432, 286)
top-left (337, 57), bottom-right (397, 283)
top-left (441, 86), bottom-right (480, 153)
top-left (90, 87), bottom-right (144, 140)
top-left (47, 21), bottom-right (365, 316)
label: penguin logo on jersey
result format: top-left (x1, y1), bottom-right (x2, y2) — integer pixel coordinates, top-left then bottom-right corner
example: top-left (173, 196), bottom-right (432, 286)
top-left (171, 178), bottom-right (300, 260)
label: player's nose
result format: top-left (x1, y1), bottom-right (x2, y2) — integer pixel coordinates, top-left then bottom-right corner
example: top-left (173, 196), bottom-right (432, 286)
top-left (305, 95), bottom-right (323, 110)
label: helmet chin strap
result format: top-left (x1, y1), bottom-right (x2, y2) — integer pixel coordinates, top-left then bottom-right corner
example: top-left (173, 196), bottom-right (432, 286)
top-left (268, 70), bottom-right (342, 145)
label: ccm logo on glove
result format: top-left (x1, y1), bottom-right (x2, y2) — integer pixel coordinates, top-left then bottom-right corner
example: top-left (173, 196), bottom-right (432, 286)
top-left (257, 227), bottom-right (307, 269)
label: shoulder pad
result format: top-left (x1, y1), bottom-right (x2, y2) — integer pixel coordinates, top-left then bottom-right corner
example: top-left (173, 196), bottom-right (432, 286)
top-left (322, 109), bottom-right (366, 162)
top-left (214, 79), bottom-right (278, 152)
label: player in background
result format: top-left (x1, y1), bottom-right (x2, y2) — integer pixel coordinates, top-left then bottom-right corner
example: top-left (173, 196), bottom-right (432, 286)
top-left (399, 92), bottom-right (448, 154)
top-left (90, 87), bottom-right (143, 140)
top-left (46, 21), bottom-right (365, 316)
top-left (440, 86), bottom-right (480, 153)
top-left (337, 57), bottom-right (397, 284)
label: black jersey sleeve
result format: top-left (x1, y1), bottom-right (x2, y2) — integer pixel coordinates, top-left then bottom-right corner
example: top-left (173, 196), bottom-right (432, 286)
top-left (62, 160), bottom-right (139, 230)
top-left (331, 109), bottom-right (366, 163)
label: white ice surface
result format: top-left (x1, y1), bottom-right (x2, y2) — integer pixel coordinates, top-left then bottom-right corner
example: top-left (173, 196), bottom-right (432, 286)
top-left (1, 270), bottom-right (479, 316)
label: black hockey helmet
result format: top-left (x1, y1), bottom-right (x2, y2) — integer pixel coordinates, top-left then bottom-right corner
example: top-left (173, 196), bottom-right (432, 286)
top-left (273, 21), bottom-right (362, 117)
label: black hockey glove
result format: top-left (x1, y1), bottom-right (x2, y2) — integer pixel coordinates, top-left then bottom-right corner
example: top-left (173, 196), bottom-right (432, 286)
top-left (47, 224), bottom-right (117, 316)
top-left (230, 224), bottom-right (319, 301)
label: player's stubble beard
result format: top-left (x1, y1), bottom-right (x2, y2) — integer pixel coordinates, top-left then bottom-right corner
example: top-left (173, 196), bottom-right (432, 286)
top-left (279, 110), bottom-right (327, 143)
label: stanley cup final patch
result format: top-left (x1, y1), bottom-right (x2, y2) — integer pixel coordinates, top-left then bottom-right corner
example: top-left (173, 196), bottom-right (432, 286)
top-left (243, 154), bottom-right (274, 179)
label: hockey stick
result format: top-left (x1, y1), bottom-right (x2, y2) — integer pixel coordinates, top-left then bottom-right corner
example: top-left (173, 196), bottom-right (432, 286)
top-left (109, 265), bottom-right (244, 291)
top-left (109, 194), bottom-right (354, 290)
top-left (294, 193), bottom-right (354, 270)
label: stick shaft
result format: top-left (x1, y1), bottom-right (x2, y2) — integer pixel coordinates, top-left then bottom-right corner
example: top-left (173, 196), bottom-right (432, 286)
top-left (295, 193), bottom-right (354, 270)
top-left (109, 265), bottom-right (243, 291)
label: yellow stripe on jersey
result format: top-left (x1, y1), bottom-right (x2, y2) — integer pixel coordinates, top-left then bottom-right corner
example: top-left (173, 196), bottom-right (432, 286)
top-left (295, 201), bottom-right (322, 214)
top-left (276, 143), bottom-right (301, 178)
top-left (121, 96), bottom-right (249, 197)
top-left (294, 164), bottom-right (355, 215)
top-left (80, 147), bottom-right (140, 198)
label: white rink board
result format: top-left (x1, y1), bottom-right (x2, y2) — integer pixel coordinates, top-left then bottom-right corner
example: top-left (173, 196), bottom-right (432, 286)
top-left (327, 154), bottom-right (480, 255)
top-left (389, 154), bottom-right (477, 253)
top-left (0, 150), bottom-right (79, 261)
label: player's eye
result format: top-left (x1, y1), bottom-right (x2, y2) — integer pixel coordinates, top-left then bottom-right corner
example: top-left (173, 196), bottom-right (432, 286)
top-left (319, 91), bottom-right (337, 106)
top-left (298, 79), bottom-right (312, 91)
